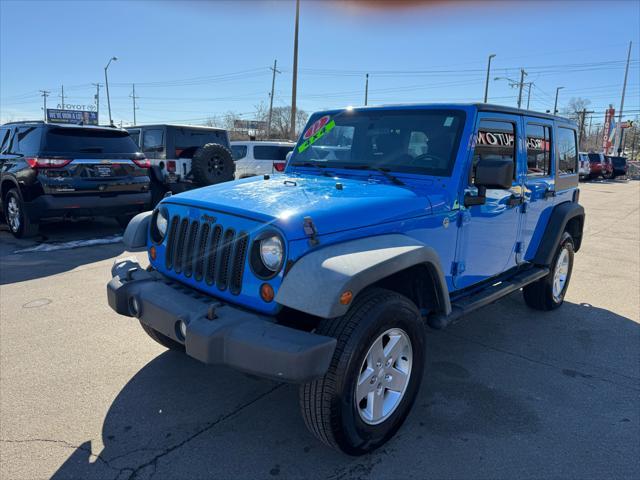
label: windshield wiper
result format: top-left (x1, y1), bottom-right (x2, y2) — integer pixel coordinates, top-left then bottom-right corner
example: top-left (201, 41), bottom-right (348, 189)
top-left (343, 165), bottom-right (405, 186)
top-left (290, 162), bottom-right (333, 177)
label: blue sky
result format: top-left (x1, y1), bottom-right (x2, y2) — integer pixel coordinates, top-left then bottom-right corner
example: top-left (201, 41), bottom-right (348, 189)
top-left (1, 0), bottom-right (638, 127)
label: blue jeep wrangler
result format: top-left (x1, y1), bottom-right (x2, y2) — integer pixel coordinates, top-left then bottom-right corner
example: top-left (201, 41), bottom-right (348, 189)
top-left (107, 104), bottom-right (584, 455)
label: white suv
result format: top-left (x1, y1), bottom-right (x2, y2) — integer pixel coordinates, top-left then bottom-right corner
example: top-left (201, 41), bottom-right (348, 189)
top-left (231, 141), bottom-right (295, 178)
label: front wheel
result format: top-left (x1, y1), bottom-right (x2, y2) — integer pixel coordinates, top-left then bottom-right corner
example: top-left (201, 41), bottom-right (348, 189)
top-left (523, 232), bottom-right (574, 311)
top-left (299, 288), bottom-right (425, 455)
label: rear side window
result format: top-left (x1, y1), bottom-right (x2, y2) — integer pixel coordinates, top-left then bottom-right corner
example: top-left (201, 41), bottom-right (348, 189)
top-left (231, 145), bottom-right (247, 160)
top-left (526, 124), bottom-right (552, 177)
top-left (174, 128), bottom-right (228, 150)
top-left (142, 129), bottom-right (164, 153)
top-left (472, 119), bottom-right (516, 182)
top-left (16, 126), bottom-right (43, 155)
top-left (42, 128), bottom-right (138, 154)
top-left (0, 127), bottom-right (11, 152)
top-left (128, 129), bottom-right (141, 147)
top-left (254, 145), bottom-right (293, 161)
top-left (557, 127), bottom-right (578, 175)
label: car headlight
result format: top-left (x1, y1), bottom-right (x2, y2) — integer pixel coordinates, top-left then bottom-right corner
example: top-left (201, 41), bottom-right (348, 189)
top-left (151, 207), bottom-right (168, 243)
top-left (260, 236), bottom-right (284, 271)
top-left (251, 232), bottom-right (285, 279)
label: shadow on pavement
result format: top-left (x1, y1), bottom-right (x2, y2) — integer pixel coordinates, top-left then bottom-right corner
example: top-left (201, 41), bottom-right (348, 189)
top-left (49, 298), bottom-right (640, 480)
top-left (0, 218), bottom-right (125, 285)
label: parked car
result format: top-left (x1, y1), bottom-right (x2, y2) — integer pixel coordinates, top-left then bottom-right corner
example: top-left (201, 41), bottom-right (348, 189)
top-left (231, 140), bottom-right (295, 178)
top-left (606, 155), bottom-right (628, 178)
top-left (0, 121), bottom-right (150, 238)
top-left (578, 152), bottom-right (591, 181)
top-left (127, 124), bottom-right (234, 206)
top-left (587, 152), bottom-right (614, 179)
top-left (108, 104), bottom-right (584, 454)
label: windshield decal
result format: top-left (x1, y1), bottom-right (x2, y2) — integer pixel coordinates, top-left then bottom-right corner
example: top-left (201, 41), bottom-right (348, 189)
top-left (298, 115), bottom-right (336, 153)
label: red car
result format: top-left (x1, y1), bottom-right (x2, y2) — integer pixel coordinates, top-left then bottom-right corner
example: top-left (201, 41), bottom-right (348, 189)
top-left (588, 152), bottom-right (614, 179)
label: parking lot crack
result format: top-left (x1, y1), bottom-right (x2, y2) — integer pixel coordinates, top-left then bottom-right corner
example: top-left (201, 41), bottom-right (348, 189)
top-left (126, 383), bottom-right (283, 480)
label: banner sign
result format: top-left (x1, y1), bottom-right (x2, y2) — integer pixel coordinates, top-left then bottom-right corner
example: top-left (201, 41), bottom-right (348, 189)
top-left (233, 119), bottom-right (267, 130)
top-left (47, 109), bottom-right (98, 125)
top-left (602, 107), bottom-right (615, 154)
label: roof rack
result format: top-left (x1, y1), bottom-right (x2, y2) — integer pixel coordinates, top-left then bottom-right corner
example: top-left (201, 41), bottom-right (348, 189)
top-left (3, 120), bottom-right (46, 126)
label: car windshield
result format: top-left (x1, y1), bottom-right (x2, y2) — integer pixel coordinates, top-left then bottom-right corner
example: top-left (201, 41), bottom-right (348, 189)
top-left (290, 109), bottom-right (466, 176)
top-left (588, 153), bottom-right (602, 162)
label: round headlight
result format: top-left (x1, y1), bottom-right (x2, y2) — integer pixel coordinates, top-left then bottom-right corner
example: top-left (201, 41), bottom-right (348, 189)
top-left (156, 209), bottom-right (168, 237)
top-left (151, 208), bottom-right (168, 243)
top-left (259, 235), bottom-right (284, 272)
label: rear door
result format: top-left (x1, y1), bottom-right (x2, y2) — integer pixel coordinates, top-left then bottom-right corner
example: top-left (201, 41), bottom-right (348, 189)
top-left (40, 126), bottom-right (147, 195)
top-left (454, 114), bottom-right (524, 289)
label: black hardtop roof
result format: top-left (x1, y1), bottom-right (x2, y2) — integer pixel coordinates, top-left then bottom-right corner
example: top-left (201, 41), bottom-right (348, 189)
top-left (126, 124), bottom-right (227, 132)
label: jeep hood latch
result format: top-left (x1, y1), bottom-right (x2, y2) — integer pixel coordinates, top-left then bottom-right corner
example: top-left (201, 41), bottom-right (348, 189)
top-left (303, 216), bottom-right (319, 247)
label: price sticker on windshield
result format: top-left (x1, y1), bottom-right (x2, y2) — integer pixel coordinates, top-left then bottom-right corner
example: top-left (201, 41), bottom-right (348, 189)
top-left (298, 115), bottom-right (336, 153)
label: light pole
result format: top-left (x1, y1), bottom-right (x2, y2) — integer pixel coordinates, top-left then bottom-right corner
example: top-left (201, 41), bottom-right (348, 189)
top-left (554, 86), bottom-right (564, 115)
top-left (104, 56), bottom-right (118, 125)
top-left (364, 73), bottom-right (369, 106)
top-left (483, 54), bottom-right (496, 103)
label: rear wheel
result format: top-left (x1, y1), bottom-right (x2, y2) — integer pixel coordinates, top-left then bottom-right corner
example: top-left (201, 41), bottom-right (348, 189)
top-left (3, 188), bottom-right (38, 238)
top-left (523, 232), bottom-right (574, 311)
top-left (299, 288), bottom-right (425, 455)
top-left (138, 321), bottom-right (185, 351)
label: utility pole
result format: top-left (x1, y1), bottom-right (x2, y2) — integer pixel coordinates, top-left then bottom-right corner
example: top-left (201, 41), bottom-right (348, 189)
top-left (39, 90), bottom-right (50, 122)
top-left (526, 82), bottom-right (533, 110)
top-left (364, 73), bottom-right (369, 106)
top-left (553, 86), bottom-right (564, 115)
top-left (267, 59), bottom-right (281, 139)
top-left (130, 83), bottom-right (139, 125)
top-left (578, 108), bottom-right (594, 150)
top-left (616, 40), bottom-right (632, 155)
top-left (289, 0), bottom-right (300, 140)
top-left (516, 69), bottom-right (527, 109)
top-left (483, 54), bottom-right (496, 103)
top-left (92, 83), bottom-right (101, 124)
top-left (60, 85), bottom-right (65, 110)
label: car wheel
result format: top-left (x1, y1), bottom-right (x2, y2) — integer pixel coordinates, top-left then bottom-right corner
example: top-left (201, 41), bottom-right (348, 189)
top-left (138, 320), bottom-right (185, 351)
top-left (299, 288), bottom-right (425, 455)
top-left (523, 232), bottom-right (574, 311)
top-left (3, 188), bottom-right (38, 238)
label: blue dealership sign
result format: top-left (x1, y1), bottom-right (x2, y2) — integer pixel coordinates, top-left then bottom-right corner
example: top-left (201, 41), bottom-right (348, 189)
top-left (47, 109), bottom-right (98, 125)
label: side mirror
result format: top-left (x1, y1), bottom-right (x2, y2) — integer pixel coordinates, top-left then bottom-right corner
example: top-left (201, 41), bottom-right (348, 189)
top-left (465, 158), bottom-right (514, 207)
top-left (285, 151), bottom-right (293, 162)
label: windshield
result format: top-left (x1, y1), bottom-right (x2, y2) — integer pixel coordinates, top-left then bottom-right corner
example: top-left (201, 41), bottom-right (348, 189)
top-left (290, 109), bottom-right (466, 176)
top-left (588, 153), bottom-right (603, 163)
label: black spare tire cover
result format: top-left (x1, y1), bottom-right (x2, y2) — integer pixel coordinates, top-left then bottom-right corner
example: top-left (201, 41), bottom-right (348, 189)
top-left (191, 143), bottom-right (235, 186)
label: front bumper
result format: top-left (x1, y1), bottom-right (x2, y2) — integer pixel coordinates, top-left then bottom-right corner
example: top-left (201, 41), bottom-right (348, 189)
top-left (107, 259), bottom-right (336, 383)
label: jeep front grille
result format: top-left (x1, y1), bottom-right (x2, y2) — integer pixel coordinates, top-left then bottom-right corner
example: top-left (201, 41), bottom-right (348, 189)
top-left (164, 215), bottom-right (248, 295)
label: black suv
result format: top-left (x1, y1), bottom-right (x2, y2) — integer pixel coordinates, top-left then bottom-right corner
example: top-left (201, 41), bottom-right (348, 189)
top-left (0, 121), bottom-right (151, 238)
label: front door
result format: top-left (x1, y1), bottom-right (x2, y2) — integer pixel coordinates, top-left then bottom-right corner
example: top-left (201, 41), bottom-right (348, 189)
top-left (454, 114), bottom-right (524, 289)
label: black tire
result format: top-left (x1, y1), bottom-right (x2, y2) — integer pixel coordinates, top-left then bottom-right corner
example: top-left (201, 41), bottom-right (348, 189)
top-left (116, 214), bottom-right (135, 229)
top-left (523, 232), bottom-right (574, 311)
top-left (191, 143), bottom-right (235, 186)
top-left (299, 288), bottom-right (426, 455)
top-left (3, 188), bottom-right (38, 238)
top-left (138, 320), bottom-right (185, 351)
top-left (150, 176), bottom-right (168, 208)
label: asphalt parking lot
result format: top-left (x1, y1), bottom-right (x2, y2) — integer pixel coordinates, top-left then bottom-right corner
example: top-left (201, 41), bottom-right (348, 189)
top-left (0, 180), bottom-right (638, 480)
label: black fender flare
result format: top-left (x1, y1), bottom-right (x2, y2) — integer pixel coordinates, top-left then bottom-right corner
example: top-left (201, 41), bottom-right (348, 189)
top-left (149, 165), bottom-right (164, 184)
top-left (275, 234), bottom-right (451, 319)
top-left (0, 176), bottom-right (21, 201)
top-left (533, 201), bottom-right (585, 266)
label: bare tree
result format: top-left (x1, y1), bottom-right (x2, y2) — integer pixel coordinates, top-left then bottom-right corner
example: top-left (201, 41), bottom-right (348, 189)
top-left (564, 97), bottom-right (591, 122)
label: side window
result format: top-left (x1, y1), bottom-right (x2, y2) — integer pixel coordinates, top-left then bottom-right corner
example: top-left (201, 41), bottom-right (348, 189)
top-left (16, 127), bottom-right (42, 155)
top-left (526, 124), bottom-right (552, 177)
top-left (0, 128), bottom-right (10, 153)
top-left (471, 119), bottom-right (516, 183)
top-left (231, 145), bottom-right (247, 160)
top-left (557, 127), bottom-right (577, 175)
top-left (128, 129), bottom-right (141, 147)
top-left (142, 129), bottom-right (164, 153)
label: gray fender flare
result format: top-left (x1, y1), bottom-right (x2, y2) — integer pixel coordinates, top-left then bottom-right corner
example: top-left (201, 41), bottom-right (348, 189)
top-left (533, 201), bottom-right (585, 266)
top-left (123, 211), bottom-right (152, 250)
top-left (275, 234), bottom-right (451, 319)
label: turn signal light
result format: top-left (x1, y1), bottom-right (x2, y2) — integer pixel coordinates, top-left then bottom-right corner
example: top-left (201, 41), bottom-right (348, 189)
top-left (25, 157), bottom-right (72, 169)
top-left (260, 283), bottom-right (274, 303)
top-left (339, 290), bottom-right (353, 305)
top-left (149, 246), bottom-right (157, 260)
